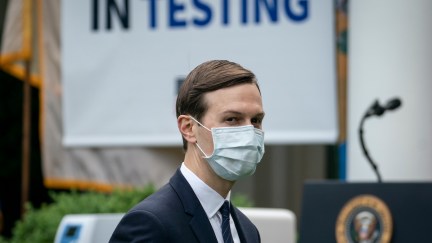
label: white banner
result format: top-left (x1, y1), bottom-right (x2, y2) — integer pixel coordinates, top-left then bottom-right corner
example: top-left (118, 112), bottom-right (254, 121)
top-left (62, 0), bottom-right (337, 147)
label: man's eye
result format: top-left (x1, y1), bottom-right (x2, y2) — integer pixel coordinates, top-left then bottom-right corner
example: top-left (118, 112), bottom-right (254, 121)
top-left (226, 117), bottom-right (238, 123)
top-left (251, 118), bottom-right (262, 125)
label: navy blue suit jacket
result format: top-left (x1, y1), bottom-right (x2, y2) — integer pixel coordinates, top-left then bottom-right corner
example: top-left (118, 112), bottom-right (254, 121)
top-left (109, 169), bottom-right (260, 242)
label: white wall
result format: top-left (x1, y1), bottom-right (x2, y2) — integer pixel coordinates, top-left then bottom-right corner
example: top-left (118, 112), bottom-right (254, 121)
top-left (347, 0), bottom-right (432, 181)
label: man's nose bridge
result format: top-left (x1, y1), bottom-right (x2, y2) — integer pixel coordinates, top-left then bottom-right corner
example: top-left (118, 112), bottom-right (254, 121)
top-left (244, 121), bottom-right (253, 126)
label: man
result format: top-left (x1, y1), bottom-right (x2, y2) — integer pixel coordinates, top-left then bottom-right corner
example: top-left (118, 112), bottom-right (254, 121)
top-left (110, 60), bottom-right (265, 243)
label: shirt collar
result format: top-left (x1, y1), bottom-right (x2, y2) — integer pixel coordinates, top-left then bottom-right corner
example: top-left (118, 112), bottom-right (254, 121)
top-left (180, 163), bottom-right (230, 218)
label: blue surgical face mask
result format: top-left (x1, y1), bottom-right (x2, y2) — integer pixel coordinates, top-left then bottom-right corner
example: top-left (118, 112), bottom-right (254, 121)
top-left (190, 116), bottom-right (265, 181)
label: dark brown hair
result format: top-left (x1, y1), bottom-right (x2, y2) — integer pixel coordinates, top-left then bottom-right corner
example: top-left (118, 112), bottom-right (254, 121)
top-left (176, 60), bottom-right (260, 150)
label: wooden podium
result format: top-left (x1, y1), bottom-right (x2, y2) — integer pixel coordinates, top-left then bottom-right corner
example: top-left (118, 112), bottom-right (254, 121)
top-left (299, 181), bottom-right (432, 243)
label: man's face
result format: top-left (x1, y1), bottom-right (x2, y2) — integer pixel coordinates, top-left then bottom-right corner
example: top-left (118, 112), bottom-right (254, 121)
top-left (195, 83), bottom-right (264, 156)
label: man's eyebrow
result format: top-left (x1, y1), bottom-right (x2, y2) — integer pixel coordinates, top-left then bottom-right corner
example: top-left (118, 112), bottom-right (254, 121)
top-left (222, 110), bottom-right (265, 117)
top-left (222, 110), bottom-right (242, 115)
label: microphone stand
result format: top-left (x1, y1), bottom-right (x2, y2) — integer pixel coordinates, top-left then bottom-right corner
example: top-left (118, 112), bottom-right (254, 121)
top-left (359, 114), bottom-right (382, 183)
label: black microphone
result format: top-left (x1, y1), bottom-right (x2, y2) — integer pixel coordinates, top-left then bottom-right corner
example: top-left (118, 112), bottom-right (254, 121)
top-left (365, 98), bottom-right (402, 118)
top-left (385, 98), bottom-right (402, 110)
top-left (359, 97), bottom-right (402, 182)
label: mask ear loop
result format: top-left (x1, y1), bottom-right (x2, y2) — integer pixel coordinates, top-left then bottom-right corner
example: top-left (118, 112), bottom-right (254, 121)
top-left (195, 142), bottom-right (210, 158)
top-left (189, 116), bottom-right (212, 158)
top-left (189, 116), bottom-right (211, 132)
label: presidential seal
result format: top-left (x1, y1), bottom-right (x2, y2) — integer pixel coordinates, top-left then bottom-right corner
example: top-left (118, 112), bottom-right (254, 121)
top-left (336, 194), bottom-right (393, 243)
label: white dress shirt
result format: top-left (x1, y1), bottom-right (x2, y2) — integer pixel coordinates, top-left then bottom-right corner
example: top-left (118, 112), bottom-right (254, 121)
top-left (180, 163), bottom-right (240, 243)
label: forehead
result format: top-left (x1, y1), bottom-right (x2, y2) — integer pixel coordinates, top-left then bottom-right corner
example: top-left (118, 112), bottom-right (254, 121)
top-left (202, 83), bottom-right (263, 115)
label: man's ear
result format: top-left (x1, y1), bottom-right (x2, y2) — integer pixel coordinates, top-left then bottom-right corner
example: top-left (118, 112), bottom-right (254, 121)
top-left (178, 115), bottom-right (196, 144)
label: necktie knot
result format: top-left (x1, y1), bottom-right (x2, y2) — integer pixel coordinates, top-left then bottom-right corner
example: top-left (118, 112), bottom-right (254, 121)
top-left (220, 201), bottom-right (230, 218)
top-left (219, 201), bottom-right (233, 243)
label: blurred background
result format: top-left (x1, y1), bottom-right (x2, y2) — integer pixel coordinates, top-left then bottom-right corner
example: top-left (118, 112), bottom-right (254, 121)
top-left (1, 0), bottom-right (431, 241)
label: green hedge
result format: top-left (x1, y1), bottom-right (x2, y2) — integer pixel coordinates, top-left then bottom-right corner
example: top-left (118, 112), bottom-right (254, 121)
top-left (0, 186), bottom-right (155, 243)
top-left (0, 186), bottom-right (252, 243)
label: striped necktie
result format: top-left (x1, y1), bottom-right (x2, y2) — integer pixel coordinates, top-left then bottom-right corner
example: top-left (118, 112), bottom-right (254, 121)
top-left (219, 200), bottom-right (234, 243)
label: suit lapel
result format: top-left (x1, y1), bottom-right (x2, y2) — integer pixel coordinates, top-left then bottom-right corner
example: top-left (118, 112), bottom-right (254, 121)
top-left (189, 212), bottom-right (218, 243)
top-left (231, 205), bottom-right (249, 242)
top-left (170, 169), bottom-right (218, 243)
